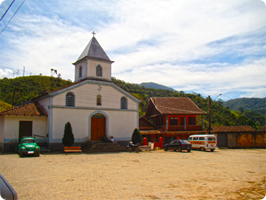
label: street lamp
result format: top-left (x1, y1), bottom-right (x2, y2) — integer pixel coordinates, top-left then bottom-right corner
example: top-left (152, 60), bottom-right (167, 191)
top-left (208, 94), bottom-right (222, 134)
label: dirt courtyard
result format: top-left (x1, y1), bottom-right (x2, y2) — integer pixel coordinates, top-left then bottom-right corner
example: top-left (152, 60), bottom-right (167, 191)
top-left (0, 149), bottom-right (265, 200)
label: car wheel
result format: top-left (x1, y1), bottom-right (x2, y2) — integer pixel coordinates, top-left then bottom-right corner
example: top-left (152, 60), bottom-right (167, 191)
top-left (174, 149), bottom-right (176, 151)
top-left (19, 152), bottom-right (23, 157)
top-left (178, 147), bottom-right (182, 152)
top-left (210, 149), bottom-right (215, 152)
top-left (187, 149), bottom-right (191, 152)
top-left (164, 147), bottom-right (168, 151)
top-left (200, 147), bottom-right (205, 151)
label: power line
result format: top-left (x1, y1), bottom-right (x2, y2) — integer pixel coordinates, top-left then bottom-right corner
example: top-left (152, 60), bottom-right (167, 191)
top-left (0, 0), bottom-right (16, 21)
top-left (0, 0), bottom-right (25, 35)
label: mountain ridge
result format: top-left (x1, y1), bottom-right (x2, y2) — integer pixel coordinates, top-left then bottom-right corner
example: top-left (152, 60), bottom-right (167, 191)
top-left (139, 82), bottom-right (176, 91)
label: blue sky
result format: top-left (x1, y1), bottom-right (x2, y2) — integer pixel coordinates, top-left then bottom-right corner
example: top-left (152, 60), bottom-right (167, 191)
top-left (0, 0), bottom-right (266, 101)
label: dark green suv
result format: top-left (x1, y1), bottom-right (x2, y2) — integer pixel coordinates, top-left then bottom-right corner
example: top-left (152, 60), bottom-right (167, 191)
top-left (18, 137), bottom-right (40, 157)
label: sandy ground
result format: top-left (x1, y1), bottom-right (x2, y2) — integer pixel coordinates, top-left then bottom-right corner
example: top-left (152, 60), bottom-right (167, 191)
top-left (0, 149), bottom-right (265, 200)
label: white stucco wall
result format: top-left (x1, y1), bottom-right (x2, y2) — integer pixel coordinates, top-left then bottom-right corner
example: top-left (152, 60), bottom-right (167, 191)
top-left (74, 61), bottom-right (87, 82)
top-left (50, 108), bottom-right (138, 143)
top-left (74, 60), bottom-right (111, 82)
top-left (87, 60), bottom-right (111, 81)
top-left (52, 83), bottom-right (138, 110)
top-left (2, 116), bottom-right (47, 142)
top-left (38, 97), bottom-right (50, 113)
top-left (108, 110), bottom-right (138, 140)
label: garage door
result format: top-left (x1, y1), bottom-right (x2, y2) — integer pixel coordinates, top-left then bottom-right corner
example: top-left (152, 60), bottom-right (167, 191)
top-left (217, 133), bottom-right (228, 147)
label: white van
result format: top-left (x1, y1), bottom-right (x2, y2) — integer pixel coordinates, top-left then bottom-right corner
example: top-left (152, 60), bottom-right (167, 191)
top-left (188, 135), bottom-right (217, 151)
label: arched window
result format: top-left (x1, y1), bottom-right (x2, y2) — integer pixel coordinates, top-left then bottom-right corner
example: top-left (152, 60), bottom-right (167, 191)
top-left (96, 65), bottom-right (102, 77)
top-left (66, 92), bottom-right (74, 107)
top-left (121, 97), bottom-right (127, 109)
top-left (97, 95), bottom-right (101, 106)
top-left (79, 66), bottom-right (82, 78)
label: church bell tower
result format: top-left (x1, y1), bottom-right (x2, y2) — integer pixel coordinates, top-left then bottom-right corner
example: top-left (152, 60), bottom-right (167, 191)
top-left (73, 32), bottom-right (114, 82)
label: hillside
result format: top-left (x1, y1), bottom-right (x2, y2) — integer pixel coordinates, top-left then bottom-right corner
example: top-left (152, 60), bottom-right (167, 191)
top-left (0, 76), bottom-right (264, 130)
top-left (0, 76), bottom-right (72, 106)
top-left (139, 82), bottom-right (176, 91)
top-left (224, 98), bottom-right (266, 115)
top-left (0, 100), bottom-right (12, 112)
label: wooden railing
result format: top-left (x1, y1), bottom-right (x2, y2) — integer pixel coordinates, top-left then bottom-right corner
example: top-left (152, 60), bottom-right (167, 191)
top-left (160, 125), bottom-right (203, 131)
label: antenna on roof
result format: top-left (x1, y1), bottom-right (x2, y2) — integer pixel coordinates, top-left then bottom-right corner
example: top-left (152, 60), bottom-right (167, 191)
top-left (92, 31), bottom-right (96, 37)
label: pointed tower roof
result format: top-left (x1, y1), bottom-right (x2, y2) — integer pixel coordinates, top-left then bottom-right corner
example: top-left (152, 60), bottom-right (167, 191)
top-left (75, 36), bottom-right (113, 63)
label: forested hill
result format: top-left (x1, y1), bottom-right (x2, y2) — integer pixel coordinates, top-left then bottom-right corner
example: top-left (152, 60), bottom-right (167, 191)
top-left (223, 98), bottom-right (266, 115)
top-left (0, 76), bottom-right (72, 106)
top-left (139, 82), bottom-right (176, 91)
top-left (0, 76), bottom-right (265, 130)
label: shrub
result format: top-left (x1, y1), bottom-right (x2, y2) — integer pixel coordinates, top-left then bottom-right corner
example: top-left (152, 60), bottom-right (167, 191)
top-left (62, 122), bottom-right (74, 146)
top-left (131, 128), bottom-right (143, 144)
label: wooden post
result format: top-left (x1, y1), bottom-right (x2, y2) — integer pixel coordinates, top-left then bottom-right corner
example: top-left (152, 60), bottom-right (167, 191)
top-left (166, 115), bottom-right (168, 132)
top-left (202, 114), bottom-right (204, 130)
top-left (184, 114), bottom-right (186, 131)
top-left (208, 95), bottom-right (211, 135)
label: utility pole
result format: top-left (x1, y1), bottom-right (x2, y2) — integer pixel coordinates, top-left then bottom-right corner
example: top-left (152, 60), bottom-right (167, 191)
top-left (23, 66), bottom-right (25, 76)
top-left (208, 95), bottom-right (211, 134)
top-left (208, 94), bottom-right (222, 134)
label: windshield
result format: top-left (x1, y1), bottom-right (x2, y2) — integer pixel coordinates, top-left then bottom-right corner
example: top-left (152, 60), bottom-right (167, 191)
top-left (180, 140), bottom-right (190, 144)
top-left (170, 140), bottom-right (177, 145)
top-left (22, 139), bottom-right (36, 144)
top-left (208, 137), bottom-right (216, 141)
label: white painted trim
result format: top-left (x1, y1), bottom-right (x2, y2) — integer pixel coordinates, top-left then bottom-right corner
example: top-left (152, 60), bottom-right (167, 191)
top-left (51, 105), bottom-right (139, 112)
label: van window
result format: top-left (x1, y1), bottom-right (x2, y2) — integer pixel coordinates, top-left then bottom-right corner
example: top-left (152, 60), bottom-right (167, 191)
top-left (208, 137), bottom-right (216, 141)
top-left (188, 137), bottom-right (192, 141)
top-left (199, 137), bottom-right (205, 141)
top-left (193, 137), bottom-right (198, 141)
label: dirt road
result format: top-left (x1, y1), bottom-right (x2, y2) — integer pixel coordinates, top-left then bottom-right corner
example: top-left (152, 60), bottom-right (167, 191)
top-left (0, 149), bottom-right (265, 200)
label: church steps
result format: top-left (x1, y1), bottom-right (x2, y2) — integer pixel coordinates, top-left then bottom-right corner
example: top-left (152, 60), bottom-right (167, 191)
top-left (82, 142), bottom-right (126, 153)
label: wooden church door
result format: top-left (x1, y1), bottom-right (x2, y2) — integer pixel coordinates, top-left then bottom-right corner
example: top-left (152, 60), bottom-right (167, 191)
top-left (91, 114), bottom-right (106, 141)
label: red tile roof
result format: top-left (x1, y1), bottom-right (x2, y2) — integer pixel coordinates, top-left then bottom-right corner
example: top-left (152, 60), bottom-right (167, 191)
top-left (147, 97), bottom-right (207, 115)
top-left (212, 126), bottom-right (255, 132)
top-left (0, 102), bottom-right (47, 116)
top-left (260, 126), bottom-right (266, 132)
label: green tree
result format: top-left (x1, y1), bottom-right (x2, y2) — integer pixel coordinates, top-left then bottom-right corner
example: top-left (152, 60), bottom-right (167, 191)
top-left (62, 122), bottom-right (74, 146)
top-left (131, 128), bottom-right (143, 144)
top-left (238, 107), bottom-right (244, 115)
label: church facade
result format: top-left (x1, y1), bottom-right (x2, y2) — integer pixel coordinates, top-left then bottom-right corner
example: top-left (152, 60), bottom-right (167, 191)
top-left (0, 36), bottom-right (140, 152)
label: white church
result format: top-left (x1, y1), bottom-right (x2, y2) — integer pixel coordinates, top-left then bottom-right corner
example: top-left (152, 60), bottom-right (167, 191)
top-left (0, 35), bottom-right (141, 151)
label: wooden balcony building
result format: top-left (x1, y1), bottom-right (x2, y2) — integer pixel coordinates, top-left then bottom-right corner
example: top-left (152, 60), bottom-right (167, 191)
top-left (139, 97), bottom-right (207, 147)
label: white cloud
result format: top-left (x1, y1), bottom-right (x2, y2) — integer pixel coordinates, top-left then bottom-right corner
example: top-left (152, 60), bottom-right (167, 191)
top-left (0, 68), bottom-right (13, 78)
top-left (0, 0), bottom-right (265, 100)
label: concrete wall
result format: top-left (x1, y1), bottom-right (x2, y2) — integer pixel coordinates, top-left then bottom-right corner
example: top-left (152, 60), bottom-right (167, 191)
top-left (1, 115), bottom-right (47, 152)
